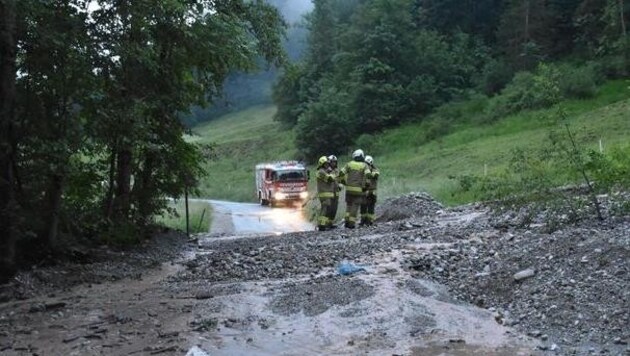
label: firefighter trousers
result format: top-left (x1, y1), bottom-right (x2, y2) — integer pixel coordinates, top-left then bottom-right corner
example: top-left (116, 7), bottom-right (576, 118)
top-left (360, 192), bottom-right (377, 225)
top-left (328, 195), bottom-right (339, 225)
top-left (318, 198), bottom-right (334, 229)
top-left (344, 193), bottom-right (364, 228)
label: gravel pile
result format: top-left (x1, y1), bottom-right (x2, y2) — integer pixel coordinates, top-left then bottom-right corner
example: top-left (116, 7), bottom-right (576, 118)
top-left (270, 275), bottom-right (375, 316)
top-left (376, 192), bottom-right (444, 222)
top-left (403, 217), bottom-right (630, 354)
top-left (178, 229), bottom-right (408, 283)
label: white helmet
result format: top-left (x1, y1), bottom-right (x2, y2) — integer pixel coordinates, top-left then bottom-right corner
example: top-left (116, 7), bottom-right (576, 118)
top-left (327, 155), bottom-right (337, 162)
top-left (365, 155), bottom-right (374, 165)
top-left (352, 149), bottom-right (365, 161)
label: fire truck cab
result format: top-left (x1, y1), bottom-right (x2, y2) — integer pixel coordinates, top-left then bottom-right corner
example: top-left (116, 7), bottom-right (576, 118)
top-left (255, 161), bottom-right (309, 207)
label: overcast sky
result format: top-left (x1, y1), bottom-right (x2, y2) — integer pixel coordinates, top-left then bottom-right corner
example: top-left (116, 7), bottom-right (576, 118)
top-left (273, 0), bottom-right (313, 24)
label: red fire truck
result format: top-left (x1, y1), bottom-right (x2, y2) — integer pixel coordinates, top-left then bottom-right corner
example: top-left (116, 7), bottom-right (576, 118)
top-left (255, 161), bottom-right (309, 207)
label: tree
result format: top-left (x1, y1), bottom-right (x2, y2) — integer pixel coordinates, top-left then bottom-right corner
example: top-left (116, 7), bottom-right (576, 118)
top-left (415, 0), bottom-right (505, 44)
top-left (498, 0), bottom-right (555, 69)
top-left (0, 0), bottom-right (287, 279)
top-left (0, 0), bottom-right (18, 281)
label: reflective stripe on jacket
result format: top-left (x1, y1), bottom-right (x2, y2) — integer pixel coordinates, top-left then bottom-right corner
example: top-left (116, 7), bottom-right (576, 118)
top-left (340, 161), bottom-right (371, 195)
top-left (317, 167), bottom-right (336, 198)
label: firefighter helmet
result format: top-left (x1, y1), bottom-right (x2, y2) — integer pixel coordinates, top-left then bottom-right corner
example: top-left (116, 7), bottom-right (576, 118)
top-left (351, 149), bottom-right (365, 161)
top-left (327, 154), bottom-right (337, 163)
top-left (318, 156), bottom-right (328, 167)
top-left (365, 155), bottom-right (374, 165)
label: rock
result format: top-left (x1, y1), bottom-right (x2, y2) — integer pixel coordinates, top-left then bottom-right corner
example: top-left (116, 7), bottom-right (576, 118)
top-left (513, 268), bottom-right (536, 281)
top-left (28, 303), bottom-right (46, 313)
top-left (44, 302), bottom-right (66, 311)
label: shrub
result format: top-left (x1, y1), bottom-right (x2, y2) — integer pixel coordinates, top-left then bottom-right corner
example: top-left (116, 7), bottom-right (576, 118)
top-left (482, 64), bottom-right (561, 122)
top-left (557, 62), bottom-right (603, 99)
top-left (479, 59), bottom-right (514, 95)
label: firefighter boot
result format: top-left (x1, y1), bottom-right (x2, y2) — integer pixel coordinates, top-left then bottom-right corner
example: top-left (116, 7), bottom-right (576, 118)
top-left (344, 215), bottom-right (356, 229)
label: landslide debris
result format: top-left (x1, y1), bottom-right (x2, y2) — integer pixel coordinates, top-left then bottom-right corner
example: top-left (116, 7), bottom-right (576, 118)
top-left (0, 231), bottom-right (188, 302)
top-left (403, 220), bottom-right (630, 354)
top-left (376, 192), bottom-right (444, 222)
top-left (270, 276), bottom-right (375, 316)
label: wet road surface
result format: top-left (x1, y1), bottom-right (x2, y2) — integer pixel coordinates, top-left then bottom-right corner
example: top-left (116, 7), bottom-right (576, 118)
top-left (198, 199), bottom-right (314, 235)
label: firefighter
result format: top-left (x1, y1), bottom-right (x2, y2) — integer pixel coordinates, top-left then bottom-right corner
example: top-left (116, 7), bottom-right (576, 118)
top-left (327, 154), bottom-right (340, 228)
top-left (316, 156), bottom-right (336, 231)
top-left (339, 149), bottom-right (371, 229)
top-left (360, 155), bottom-right (379, 226)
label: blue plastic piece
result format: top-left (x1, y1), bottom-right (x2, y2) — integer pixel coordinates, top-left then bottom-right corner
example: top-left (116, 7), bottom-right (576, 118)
top-left (337, 261), bottom-right (366, 275)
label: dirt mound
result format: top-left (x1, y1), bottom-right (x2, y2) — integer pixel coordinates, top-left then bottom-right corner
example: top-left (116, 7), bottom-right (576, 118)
top-left (376, 192), bottom-right (444, 222)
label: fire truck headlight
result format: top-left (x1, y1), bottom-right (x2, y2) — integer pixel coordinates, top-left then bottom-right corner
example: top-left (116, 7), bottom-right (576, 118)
top-left (299, 191), bottom-right (308, 199)
top-left (275, 192), bottom-right (286, 200)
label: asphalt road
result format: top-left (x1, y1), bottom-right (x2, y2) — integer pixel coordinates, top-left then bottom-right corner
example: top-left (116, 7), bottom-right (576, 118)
top-left (197, 199), bottom-right (315, 235)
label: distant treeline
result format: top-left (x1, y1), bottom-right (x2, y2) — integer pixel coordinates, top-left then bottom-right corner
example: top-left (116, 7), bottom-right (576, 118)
top-left (273, 0), bottom-right (630, 159)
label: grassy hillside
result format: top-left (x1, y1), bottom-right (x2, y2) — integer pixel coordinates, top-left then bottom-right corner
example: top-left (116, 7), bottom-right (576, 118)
top-left (190, 105), bottom-right (299, 202)
top-left (371, 80), bottom-right (630, 204)
top-left (193, 80), bottom-right (630, 205)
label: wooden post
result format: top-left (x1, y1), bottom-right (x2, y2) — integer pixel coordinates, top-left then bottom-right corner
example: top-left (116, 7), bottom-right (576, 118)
top-left (185, 186), bottom-right (190, 238)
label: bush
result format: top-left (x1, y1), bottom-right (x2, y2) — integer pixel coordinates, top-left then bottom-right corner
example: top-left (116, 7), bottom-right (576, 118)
top-left (479, 59), bottom-right (514, 95)
top-left (482, 64), bottom-right (564, 122)
top-left (596, 55), bottom-right (629, 79)
top-left (557, 62), bottom-right (603, 99)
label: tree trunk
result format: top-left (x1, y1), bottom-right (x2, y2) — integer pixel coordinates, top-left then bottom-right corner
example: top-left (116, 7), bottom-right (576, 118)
top-left (135, 153), bottom-right (154, 227)
top-left (0, 0), bottom-right (18, 282)
top-left (620, 0), bottom-right (627, 37)
top-left (104, 149), bottom-right (117, 219)
top-left (41, 174), bottom-right (64, 248)
top-left (524, 0), bottom-right (530, 42)
top-left (113, 146), bottom-right (132, 219)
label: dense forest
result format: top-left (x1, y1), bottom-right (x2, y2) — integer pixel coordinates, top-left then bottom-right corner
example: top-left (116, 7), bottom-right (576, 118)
top-left (0, 0), bottom-right (286, 281)
top-left (273, 0), bottom-right (629, 159)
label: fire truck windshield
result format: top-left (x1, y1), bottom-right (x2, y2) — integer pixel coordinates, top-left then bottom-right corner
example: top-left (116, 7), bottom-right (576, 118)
top-left (273, 170), bottom-right (306, 182)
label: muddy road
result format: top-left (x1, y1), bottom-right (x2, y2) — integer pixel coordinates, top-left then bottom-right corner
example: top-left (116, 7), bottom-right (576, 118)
top-left (1, 193), bottom-right (627, 355)
top-left (0, 197), bottom-right (547, 356)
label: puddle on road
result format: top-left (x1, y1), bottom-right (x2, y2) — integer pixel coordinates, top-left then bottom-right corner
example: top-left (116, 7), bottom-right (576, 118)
top-left (185, 248), bottom-right (538, 355)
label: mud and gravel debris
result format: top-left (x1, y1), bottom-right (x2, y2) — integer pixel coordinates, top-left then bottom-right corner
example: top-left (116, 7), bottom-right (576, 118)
top-left (0, 231), bottom-right (189, 302)
top-left (376, 191), bottom-right (444, 222)
top-left (403, 214), bottom-right (630, 355)
top-left (1, 190), bottom-right (628, 355)
top-left (269, 275), bottom-right (375, 316)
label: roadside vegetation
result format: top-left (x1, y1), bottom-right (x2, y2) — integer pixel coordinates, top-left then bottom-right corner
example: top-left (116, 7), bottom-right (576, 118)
top-left (156, 201), bottom-right (212, 234)
top-left (373, 78), bottom-right (630, 205)
top-left (0, 1), bottom-right (286, 281)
